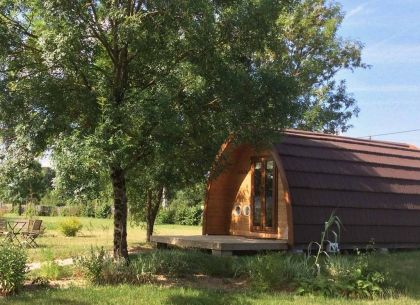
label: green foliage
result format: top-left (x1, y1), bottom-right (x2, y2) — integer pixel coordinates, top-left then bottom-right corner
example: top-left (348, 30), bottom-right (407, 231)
top-left (24, 202), bottom-right (37, 218)
top-left (300, 212), bottom-right (397, 298)
top-left (59, 218), bottom-right (83, 237)
top-left (243, 253), bottom-right (313, 291)
top-left (156, 183), bottom-right (204, 225)
top-left (308, 212), bottom-right (342, 275)
top-left (77, 248), bottom-right (239, 284)
top-left (76, 247), bottom-right (113, 285)
top-left (0, 152), bottom-right (49, 208)
top-left (77, 247), bottom-right (153, 285)
top-left (94, 201), bottom-right (112, 219)
top-left (298, 253), bottom-right (396, 298)
top-left (155, 208), bottom-right (175, 225)
top-left (174, 205), bottom-right (203, 226)
top-left (0, 242), bottom-right (27, 296)
top-left (35, 249), bottom-right (68, 281)
top-left (0, 0), bottom-right (365, 255)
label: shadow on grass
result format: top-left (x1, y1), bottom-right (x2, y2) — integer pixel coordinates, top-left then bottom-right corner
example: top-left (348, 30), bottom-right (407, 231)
top-left (163, 290), bottom-right (252, 305)
top-left (3, 295), bottom-right (89, 305)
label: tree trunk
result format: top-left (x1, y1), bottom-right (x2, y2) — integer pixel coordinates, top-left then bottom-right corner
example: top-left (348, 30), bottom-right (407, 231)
top-left (146, 187), bottom-right (163, 242)
top-left (18, 202), bottom-right (22, 216)
top-left (110, 166), bottom-right (129, 260)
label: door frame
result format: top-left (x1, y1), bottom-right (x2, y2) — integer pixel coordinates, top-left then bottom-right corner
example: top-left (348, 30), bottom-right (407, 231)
top-left (250, 156), bottom-right (278, 233)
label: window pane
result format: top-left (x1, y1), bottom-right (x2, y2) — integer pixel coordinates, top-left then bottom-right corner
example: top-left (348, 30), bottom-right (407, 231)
top-left (253, 161), bottom-right (262, 226)
top-left (265, 160), bottom-right (274, 227)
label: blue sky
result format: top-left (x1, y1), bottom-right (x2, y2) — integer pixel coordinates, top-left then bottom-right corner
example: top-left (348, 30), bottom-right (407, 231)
top-left (337, 0), bottom-right (420, 146)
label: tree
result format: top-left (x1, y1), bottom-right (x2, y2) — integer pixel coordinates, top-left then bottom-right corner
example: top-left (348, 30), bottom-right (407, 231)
top-left (0, 138), bottom-right (48, 214)
top-left (0, 0), bottom-right (364, 260)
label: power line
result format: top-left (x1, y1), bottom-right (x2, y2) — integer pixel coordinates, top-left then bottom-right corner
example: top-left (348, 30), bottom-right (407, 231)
top-left (359, 128), bottom-right (420, 139)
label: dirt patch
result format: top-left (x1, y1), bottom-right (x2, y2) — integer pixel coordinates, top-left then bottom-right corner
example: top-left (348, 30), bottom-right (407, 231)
top-left (153, 274), bottom-right (249, 291)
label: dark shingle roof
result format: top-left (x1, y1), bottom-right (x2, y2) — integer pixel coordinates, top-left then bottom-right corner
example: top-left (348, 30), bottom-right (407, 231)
top-left (275, 129), bottom-right (420, 248)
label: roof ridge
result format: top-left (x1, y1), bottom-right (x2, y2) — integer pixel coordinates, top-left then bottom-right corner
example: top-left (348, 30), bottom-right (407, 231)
top-left (283, 129), bottom-right (419, 151)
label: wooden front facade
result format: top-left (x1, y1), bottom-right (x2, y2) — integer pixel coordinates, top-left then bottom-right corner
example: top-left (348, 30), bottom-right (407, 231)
top-left (204, 130), bottom-right (420, 250)
top-left (203, 144), bottom-right (292, 243)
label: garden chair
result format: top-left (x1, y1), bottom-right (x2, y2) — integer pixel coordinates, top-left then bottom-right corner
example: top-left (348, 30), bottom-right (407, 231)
top-left (0, 219), bottom-right (10, 241)
top-left (21, 219), bottom-right (43, 248)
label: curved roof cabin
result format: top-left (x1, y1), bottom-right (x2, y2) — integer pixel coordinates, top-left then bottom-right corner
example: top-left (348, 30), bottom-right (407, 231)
top-left (203, 129), bottom-right (420, 249)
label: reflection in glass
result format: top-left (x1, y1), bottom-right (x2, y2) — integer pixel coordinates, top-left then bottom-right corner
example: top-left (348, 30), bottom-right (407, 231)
top-left (265, 160), bottom-right (274, 227)
top-left (253, 162), bottom-right (262, 226)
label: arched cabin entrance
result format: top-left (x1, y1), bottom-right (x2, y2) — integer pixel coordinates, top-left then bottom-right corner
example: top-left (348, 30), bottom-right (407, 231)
top-left (203, 143), bottom-right (292, 244)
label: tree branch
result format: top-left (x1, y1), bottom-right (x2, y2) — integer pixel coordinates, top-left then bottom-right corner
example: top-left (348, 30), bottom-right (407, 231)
top-left (0, 13), bottom-right (38, 39)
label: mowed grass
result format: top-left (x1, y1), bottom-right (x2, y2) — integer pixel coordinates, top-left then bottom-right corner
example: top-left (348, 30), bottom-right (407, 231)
top-left (2, 285), bottom-right (420, 305)
top-left (4, 214), bottom-right (200, 262)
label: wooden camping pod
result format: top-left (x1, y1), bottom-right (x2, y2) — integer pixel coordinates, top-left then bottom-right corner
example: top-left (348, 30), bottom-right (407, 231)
top-left (203, 129), bottom-right (420, 249)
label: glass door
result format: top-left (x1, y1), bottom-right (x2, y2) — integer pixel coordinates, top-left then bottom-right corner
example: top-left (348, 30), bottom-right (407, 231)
top-left (251, 158), bottom-right (276, 232)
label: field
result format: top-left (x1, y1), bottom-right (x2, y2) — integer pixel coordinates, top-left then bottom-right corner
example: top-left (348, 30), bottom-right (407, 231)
top-left (3, 215), bottom-right (200, 262)
top-left (2, 215), bottom-right (420, 305)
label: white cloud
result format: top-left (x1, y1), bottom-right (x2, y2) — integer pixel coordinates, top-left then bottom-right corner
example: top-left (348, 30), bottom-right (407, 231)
top-left (352, 84), bottom-right (420, 93)
top-left (364, 44), bottom-right (420, 64)
top-left (346, 3), bottom-right (369, 19)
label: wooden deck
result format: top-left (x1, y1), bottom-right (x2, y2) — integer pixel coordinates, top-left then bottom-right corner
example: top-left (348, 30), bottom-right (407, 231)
top-left (150, 235), bottom-right (288, 256)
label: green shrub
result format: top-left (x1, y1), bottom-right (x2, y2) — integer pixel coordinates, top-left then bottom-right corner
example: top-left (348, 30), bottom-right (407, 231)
top-left (0, 242), bottom-right (27, 296)
top-left (155, 208), bottom-right (175, 224)
top-left (156, 205), bottom-right (202, 225)
top-left (243, 253), bottom-right (313, 291)
top-left (34, 249), bottom-right (69, 281)
top-left (174, 205), bottom-right (203, 225)
top-left (77, 247), bottom-right (152, 285)
top-left (94, 201), bottom-right (112, 219)
top-left (59, 205), bottom-right (83, 217)
top-left (298, 253), bottom-right (393, 298)
top-left (24, 203), bottom-right (37, 218)
top-left (76, 247), bottom-right (112, 284)
top-left (299, 212), bottom-right (397, 298)
top-left (133, 249), bottom-right (238, 278)
top-left (82, 201), bottom-right (96, 218)
top-left (77, 248), bottom-right (238, 284)
top-left (59, 218), bottom-right (83, 237)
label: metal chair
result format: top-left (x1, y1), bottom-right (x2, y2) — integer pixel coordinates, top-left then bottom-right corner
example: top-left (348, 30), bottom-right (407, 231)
top-left (21, 219), bottom-right (43, 248)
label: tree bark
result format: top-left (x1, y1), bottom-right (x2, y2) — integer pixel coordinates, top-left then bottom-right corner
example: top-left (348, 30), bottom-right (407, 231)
top-left (146, 187), bottom-right (163, 242)
top-left (110, 166), bottom-right (129, 260)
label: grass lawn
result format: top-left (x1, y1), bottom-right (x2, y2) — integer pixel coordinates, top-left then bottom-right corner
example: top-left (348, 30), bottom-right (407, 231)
top-left (3, 214), bottom-right (420, 304)
top-left (4, 214), bottom-right (200, 262)
top-left (2, 285), bottom-right (420, 305)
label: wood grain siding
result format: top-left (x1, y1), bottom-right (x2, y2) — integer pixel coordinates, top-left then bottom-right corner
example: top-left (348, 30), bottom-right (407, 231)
top-left (204, 143), bottom-right (290, 241)
top-left (204, 145), bottom-right (253, 235)
top-left (276, 130), bottom-right (420, 248)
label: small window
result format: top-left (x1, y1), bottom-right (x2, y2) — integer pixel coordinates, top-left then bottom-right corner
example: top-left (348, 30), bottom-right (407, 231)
top-left (233, 205), bottom-right (241, 216)
top-left (243, 205), bottom-right (250, 216)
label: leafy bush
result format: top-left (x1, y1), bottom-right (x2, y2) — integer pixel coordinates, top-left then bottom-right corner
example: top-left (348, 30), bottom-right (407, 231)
top-left (243, 253), bottom-right (313, 291)
top-left (59, 218), bottom-right (83, 237)
top-left (59, 205), bottom-right (83, 217)
top-left (76, 247), bottom-right (112, 284)
top-left (0, 242), bottom-right (27, 295)
top-left (174, 205), bottom-right (202, 225)
top-left (94, 201), bottom-right (112, 219)
top-left (24, 203), bottom-right (37, 218)
top-left (299, 213), bottom-right (397, 298)
top-left (157, 183), bottom-right (204, 225)
top-left (82, 201), bottom-right (95, 218)
top-left (77, 248), bottom-right (238, 284)
top-left (155, 208), bottom-right (175, 225)
top-left (298, 252), bottom-right (396, 298)
top-left (77, 247), bottom-right (152, 285)
top-left (34, 249), bottom-right (70, 281)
